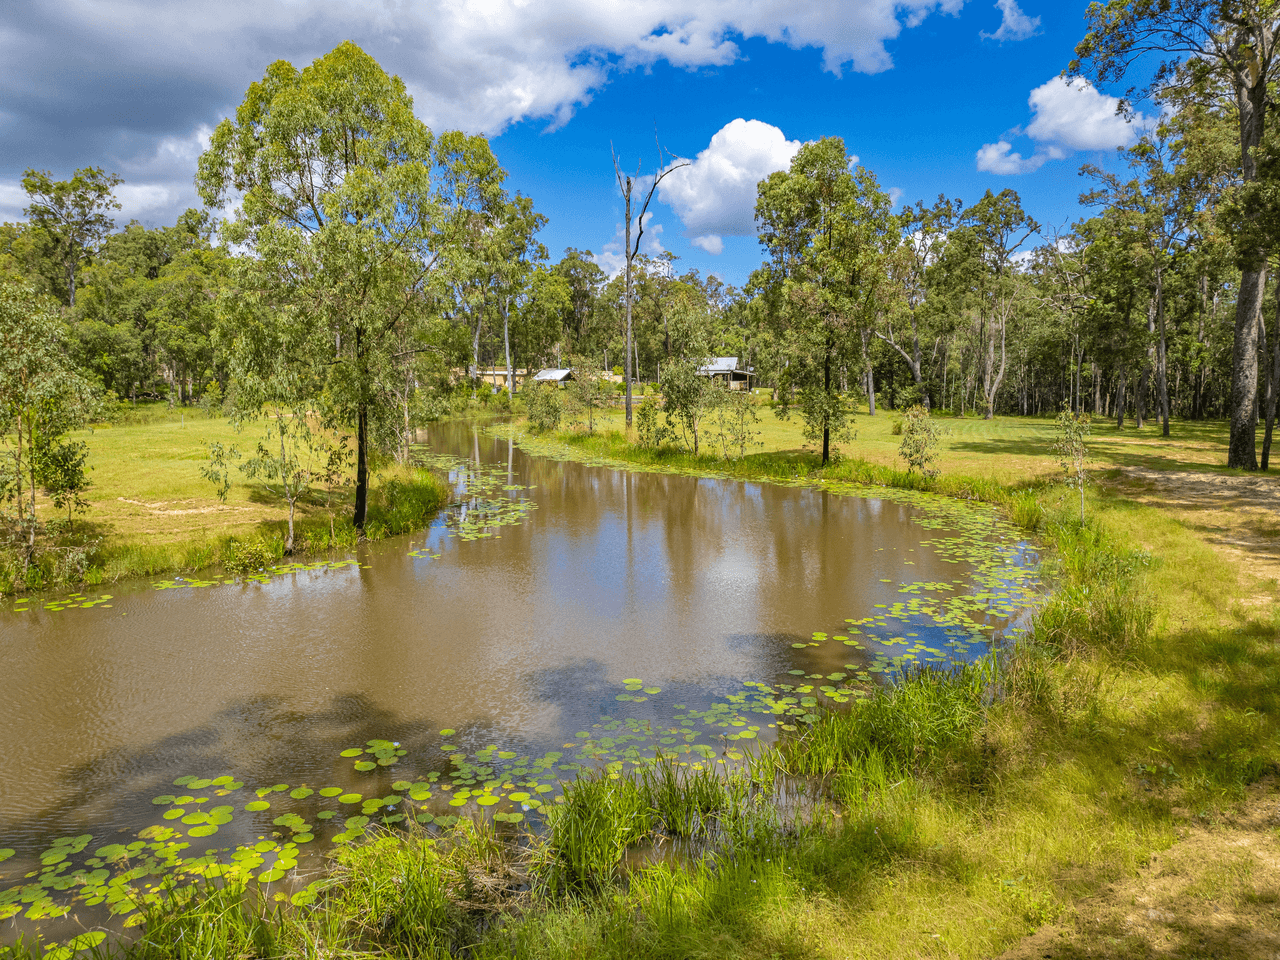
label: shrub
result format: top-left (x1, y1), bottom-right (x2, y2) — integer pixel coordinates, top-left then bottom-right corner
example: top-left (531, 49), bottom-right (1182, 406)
top-left (898, 404), bottom-right (943, 477)
top-left (635, 395), bottom-right (670, 448)
top-left (526, 385), bottom-right (562, 433)
top-left (224, 537), bottom-right (272, 575)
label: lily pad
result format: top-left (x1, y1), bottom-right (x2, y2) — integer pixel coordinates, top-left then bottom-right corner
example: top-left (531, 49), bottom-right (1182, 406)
top-left (244, 801), bottom-right (270, 812)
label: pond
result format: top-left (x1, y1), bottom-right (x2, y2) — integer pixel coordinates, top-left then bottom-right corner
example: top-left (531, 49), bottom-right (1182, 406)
top-left (0, 419), bottom-right (1038, 935)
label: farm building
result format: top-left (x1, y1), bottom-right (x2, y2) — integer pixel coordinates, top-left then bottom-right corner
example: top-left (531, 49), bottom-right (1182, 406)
top-left (696, 357), bottom-right (754, 390)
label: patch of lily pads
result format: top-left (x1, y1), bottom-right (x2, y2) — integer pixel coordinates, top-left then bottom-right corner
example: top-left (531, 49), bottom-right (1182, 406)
top-left (410, 452), bottom-right (538, 550)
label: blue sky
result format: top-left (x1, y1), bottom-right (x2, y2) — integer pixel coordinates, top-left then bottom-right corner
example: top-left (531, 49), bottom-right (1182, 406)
top-left (0, 0), bottom-right (1153, 286)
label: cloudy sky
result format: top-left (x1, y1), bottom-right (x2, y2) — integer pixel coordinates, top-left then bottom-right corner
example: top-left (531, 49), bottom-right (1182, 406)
top-left (0, 0), bottom-right (1152, 285)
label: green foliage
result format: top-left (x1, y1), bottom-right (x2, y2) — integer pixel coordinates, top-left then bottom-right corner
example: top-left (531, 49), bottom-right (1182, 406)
top-left (526, 384), bottom-right (563, 433)
top-left (197, 40), bottom-right (506, 529)
top-left (1053, 401), bottom-right (1091, 523)
top-left (36, 438), bottom-right (93, 528)
top-left (0, 276), bottom-right (100, 566)
top-left (755, 137), bottom-right (890, 464)
top-left (634, 395), bottom-right (671, 449)
top-left (20, 166), bottom-right (122, 307)
top-left (535, 771), bottom-right (652, 897)
top-left (897, 404), bottom-right (943, 477)
top-left (1032, 521), bottom-right (1153, 658)
top-left (778, 660), bottom-right (993, 780)
top-left (711, 389), bottom-right (763, 460)
top-left (224, 536), bottom-right (273, 575)
top-left (566, 360), bottom-right (610, 433)
top-left (658, 358), bottom-right (719, 454)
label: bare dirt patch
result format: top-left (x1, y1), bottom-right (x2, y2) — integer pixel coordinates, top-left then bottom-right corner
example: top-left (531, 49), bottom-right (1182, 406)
top-left (997, 777), bottom-right (1280, 960)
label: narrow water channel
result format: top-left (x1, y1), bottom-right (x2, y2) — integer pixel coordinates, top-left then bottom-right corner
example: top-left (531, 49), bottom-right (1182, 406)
top-left (0, 419), bottom-right (1036, 925)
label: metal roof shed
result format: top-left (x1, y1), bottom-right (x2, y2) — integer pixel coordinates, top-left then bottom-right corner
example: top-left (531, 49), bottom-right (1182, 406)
top-left (695, 357), bottom-right (754, 389)
top-left (531, 368), bottom-right (574, 383)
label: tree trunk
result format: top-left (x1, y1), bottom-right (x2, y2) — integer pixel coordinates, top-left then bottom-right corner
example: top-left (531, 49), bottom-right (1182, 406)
top-left (822, 346), bottom-right (831, 466)
top-left (471, 306), bottom-right (483, 399)
top-left (624, 190), bottom-right (635, 427)
top-left (984, 313), bottom-right (1008, 420)
top-left (1265, 280), bottom-right (1280, 469)
top-left (1115, 369), bottom-right (1126, 429)
top-left (503, 298), bottom-right (513, 396)
top-left (861, 328), bottom-right (876, 415)
top-left (1155, 273), bottom-right (1170, 436)
top-left (1228, 81), bottom-right (1268, 469)
top-left (1229, 264), bottom-right (1265, 469)
top-left (353, 327), bottom-right (369, 532)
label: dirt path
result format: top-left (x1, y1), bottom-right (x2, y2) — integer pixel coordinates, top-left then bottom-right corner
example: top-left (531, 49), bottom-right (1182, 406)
top-left (996, 778), bottom-right (1280, 960)
top-left (996, 470), bottom-right (1280, 958)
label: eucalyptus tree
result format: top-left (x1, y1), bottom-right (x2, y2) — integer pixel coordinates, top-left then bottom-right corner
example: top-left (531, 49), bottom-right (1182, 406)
top-left (553, 248), bottom-right (606, 353)
top-left (876, 196), bottom-right (962, 408)
top-left (755, 137), bottom-right (894, 464)
top-left (1073, 0), bottom-right (1280, 467)
top-left (0, 277), bottom-right (98, 560)
top-left (1082, 118), bottom-right (1215, 436)
top-left (960, 190), bottom-right (1039, 419)
top-left (21, 166), bottom-right (122, 307)
top-left (512, 266), bottom-right (572, 375)
top-left (1032, 229), bottom-right (1092, 414)
top-left (490, 195), bottom-right (549, 394)
top-left (1076, 211), bottom-right (1149, 425)
top-left (197, 41), bottom-right (506, 529)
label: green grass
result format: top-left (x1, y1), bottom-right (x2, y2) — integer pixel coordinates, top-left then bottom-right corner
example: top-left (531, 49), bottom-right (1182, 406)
top-left (0, 406), bottom-right (454, 594)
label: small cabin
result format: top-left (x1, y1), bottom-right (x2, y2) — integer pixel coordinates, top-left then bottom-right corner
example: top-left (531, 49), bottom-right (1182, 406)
top-left (696, 357), bottom-right (754, 390)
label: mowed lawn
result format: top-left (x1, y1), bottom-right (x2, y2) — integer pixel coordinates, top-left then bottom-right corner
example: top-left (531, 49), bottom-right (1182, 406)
top-left (69, 411), bottom-right (341, 545)
top-left (588, 399), bottom-right (1268, 480)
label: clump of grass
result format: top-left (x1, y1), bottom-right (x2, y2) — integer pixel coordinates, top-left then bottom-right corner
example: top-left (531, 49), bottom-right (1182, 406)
top-left (534, 771), bottom-right (653, 897)
top-left (638, 759), bottom-right (727, 839)
top-left (778, 660), bottom-right (994, 781)
top-left (1030, 520), bottom-right (1154, 658)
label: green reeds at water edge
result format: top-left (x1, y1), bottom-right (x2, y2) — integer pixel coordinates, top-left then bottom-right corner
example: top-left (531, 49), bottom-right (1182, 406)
top-left (531, 757), bottom-right (786, 899)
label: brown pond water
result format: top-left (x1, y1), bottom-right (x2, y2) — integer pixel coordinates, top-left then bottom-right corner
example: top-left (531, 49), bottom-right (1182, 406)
top-left (0, 419), bottom-right (1036, 884)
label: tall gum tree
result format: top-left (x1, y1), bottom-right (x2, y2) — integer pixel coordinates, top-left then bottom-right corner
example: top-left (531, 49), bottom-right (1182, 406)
top-left (21, 167), bottom-right (122, 308)
top-left (755, 137), bottom-right (893, 464)
top-left (1073, 0), bottom-right (1280, 468)
top-left (197, 41), bottom-right (505, 529)
top-left (961, 190), bottom-right (1038, 420)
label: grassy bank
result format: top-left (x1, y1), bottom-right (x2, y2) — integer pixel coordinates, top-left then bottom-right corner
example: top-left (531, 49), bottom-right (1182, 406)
top-left (0, 407), bottom-right (453, 595)
top-left (5, 409), bottom-right (1277, 958)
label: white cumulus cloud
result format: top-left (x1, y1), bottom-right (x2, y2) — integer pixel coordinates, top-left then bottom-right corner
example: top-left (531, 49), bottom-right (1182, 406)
top-left (657, 118), bottom-right (803, 255)
top-left (977, 76), bottom-right (1142, 176)
top-left (691, 235), bottom-right (725, 255)
top-left (976, 141), bottom-right (1048, 175)
top-left (980, 0), bottom-right (1040, 42)
top-left (1025, 76), bottom-right (1140, 151)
